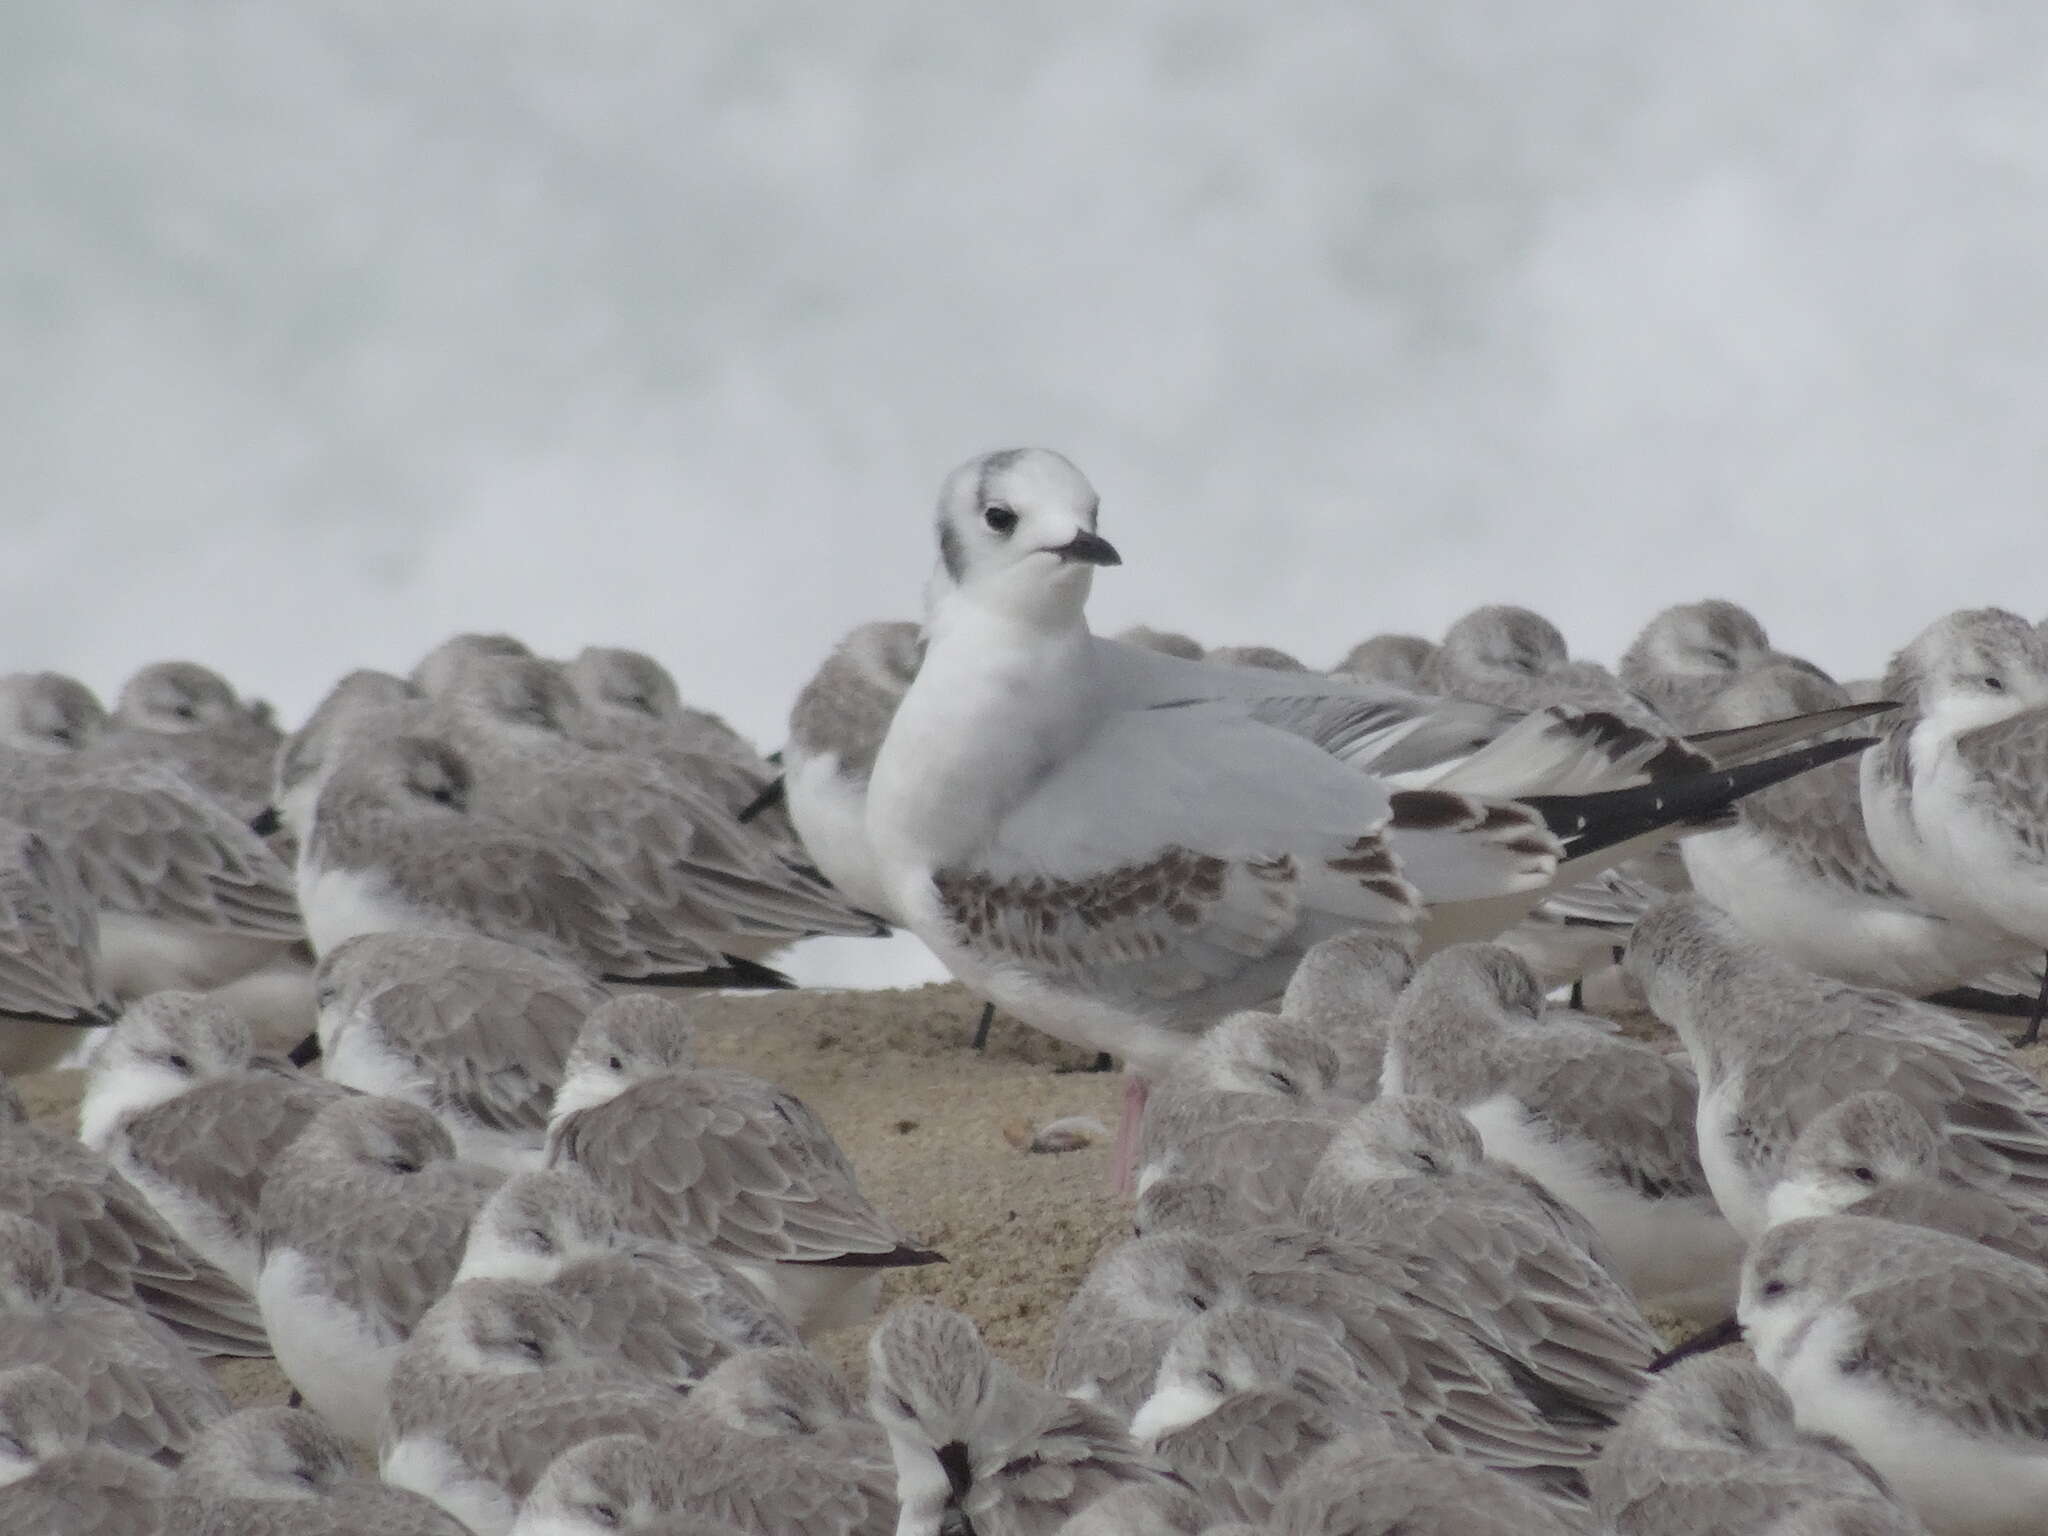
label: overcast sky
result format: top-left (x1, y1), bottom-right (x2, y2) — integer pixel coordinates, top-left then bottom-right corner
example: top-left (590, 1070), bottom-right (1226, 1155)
top-left (7, 3), bottom-right (2046, 984)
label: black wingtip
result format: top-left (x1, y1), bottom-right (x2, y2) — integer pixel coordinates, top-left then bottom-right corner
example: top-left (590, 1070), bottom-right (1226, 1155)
top-left (737, 776), bottom-right (787, 825)
top-left (249, 806), bottom-right (283, 837)
top-left (1519, 736), bottom-right (1876, 862)
top-left (286, 1032), bottom-right (323, 1068)
top-left (613, 957), bottom-right (798, 991)
top-left (1, 1005), bottom-right (122, 1030)
top-left (1921, 984), bottom-right (2046, 1019)
top-left (797, 1244), bottom-right (948, 1269)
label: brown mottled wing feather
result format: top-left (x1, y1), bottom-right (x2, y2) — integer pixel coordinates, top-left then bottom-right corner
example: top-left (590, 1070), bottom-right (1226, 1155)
top-left (932, 704), bottom-right (1420, 1011)
top-left (1955, 709), bottom-right (2048, 860)
top-left (549, 1071), bottom-right (920, 1264)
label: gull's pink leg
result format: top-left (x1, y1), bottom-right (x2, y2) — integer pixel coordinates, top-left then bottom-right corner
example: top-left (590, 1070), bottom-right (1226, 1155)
top-left (1110, 1074), bottom-right (1149, 1196)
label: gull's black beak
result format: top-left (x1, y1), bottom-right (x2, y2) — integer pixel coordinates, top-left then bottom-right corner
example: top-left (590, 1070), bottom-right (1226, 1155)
top-left (1053, 530), bottom-right (1121, 567)
top-left (936, 1439), bottom-right (974, 1503)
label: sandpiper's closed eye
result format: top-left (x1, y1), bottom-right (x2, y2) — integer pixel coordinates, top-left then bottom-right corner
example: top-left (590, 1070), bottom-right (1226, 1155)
top-left (983, 506), bottom-right (1018, 535)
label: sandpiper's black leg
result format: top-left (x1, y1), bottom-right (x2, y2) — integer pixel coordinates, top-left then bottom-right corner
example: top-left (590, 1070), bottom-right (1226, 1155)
top-left (970, 1001), bottom-right (995, 1051)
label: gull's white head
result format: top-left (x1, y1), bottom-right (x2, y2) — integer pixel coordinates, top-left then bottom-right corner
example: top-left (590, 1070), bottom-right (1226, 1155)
top-left (513, 1435), bottom-right (689, 1536)
top-left (458, 1170), bottom-right (619, 1284)
top-left (928, 448), bottom-right (1118, 622)
top-left (0, 1365), bottom-right (87, 1487)
top-left (1884, 607), bottom-right (2048, 731)
top-left (115, 661), bottom-right (244, 733)
top-left (175, 1407), bottom-right (353, 1502)
top-left (553, 996), bottom-right (697, 1124)
top-left (81, 992), bottom-right (255, 1146)
top-left (0, 673), bottom-right (108, 753)
top-left (1765, 1091), bottom-right (1942, 1229)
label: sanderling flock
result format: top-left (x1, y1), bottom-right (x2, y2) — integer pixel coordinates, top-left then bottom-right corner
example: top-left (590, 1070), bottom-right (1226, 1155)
top-left (1, 445), bottom-right (2046, 1534)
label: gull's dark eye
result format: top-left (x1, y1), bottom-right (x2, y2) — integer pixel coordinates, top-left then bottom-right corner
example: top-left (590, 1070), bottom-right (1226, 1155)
top-left (1199, 1370), bottom-right (1227, 1394)
top-left (1851, 1166), bottom-right (1877, 1184)
top-left (1265, 1071), bottom-right (1296, 1094)
top-left (585, 1505), bottom-right (619, 1529)
top-left (886, 1392), bottom-right (914, 1418)
top-left (173, 702), bottom-right (198, 721)
top-left (608, 1055), bottom-right (623, 1072)
top-left (1413, 1152), bottom-right (1439, 1173)
top-left (519, 1336), bottom-right (545, 1361)
top-left (1983, 675), bottom-right (2005, 691)
top-left (1762, 1279), bottom-right (1787, 1298)
top-left (1183, 1293), bottom-right (1208, 1313)
top-left (983, 506), bottom-right (1018, 536)
top-left (386, 1158), bottom-right (423, 1176)
top-left (525, 1228), bottom-right (555, 1255)
top-left (166, 1053), bottom-right (192, 1073)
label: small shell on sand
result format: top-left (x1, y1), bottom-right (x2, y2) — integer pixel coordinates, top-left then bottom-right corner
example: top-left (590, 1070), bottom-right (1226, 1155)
top-left (1003, 1114), bottom-right (1110, 1154)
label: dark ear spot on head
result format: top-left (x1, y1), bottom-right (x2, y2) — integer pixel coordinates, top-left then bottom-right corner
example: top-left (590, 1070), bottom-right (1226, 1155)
top-left (937, 518), bottom-right (966, 583)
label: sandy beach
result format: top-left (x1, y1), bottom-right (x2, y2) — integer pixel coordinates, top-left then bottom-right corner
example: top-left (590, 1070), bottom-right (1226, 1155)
top-left (24, 980), bottom-right (2048, 1415)
top-left (20, 981), bottom-right (1130, 1405)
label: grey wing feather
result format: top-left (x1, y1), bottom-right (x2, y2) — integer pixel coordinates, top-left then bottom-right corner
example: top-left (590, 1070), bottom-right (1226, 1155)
top-left (0, 755), bottom-right (300, 935)
top-left (0, 1449), bottom-right (170, 1536)
top-left (1955, 709), bottom-right (2048, 859)
top-left (550, 1074), bottom-right (920, 1264)
top-left (664, 1417), bottom-right (894, 1536)
top-left (0, 822), bottom-right (109, 1019)
top-left (1044, 1304), bottom-right (1175, 1417)
top-left (1510, 1031), bottom-right (1709, 1200)
top-left (4, 1296), bottom-right (228, 1459)
top-left (0, 1129), bottom-right (268, 1355)
top-left (1152, 1391), bottom-right (1362, 1524)
top-left (365, 961), bottom-right (606, 1133)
